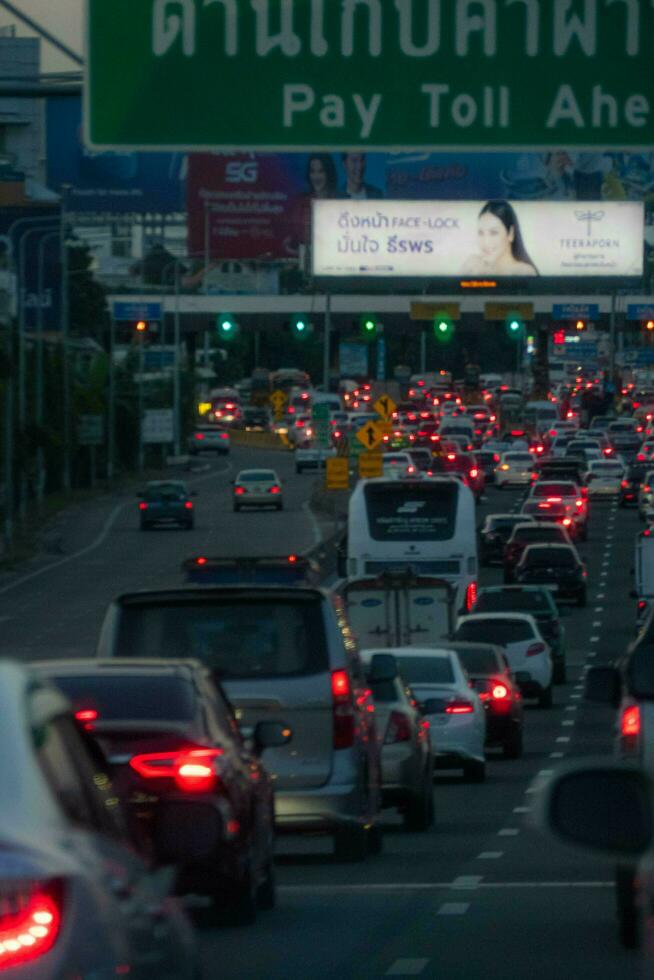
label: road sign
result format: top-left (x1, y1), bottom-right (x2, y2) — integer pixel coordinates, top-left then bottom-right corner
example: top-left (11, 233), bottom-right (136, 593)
top-left (87, 3), bottom-right (654, 150)
top-left (358, 453), bottom-right (383, 479)
top-left (410, 302), bottom-right (460, 322)
top-left (142, 408), bottom-right (174, 444)
top-left (112, 301), bottom-right (162, 322)
top-left (623, 349), bottom-right (654, 365)
top-left (270, 389), bottom-right (288, 418)
top-left (373, 394), bottom-right (397, 422)
top-left (77, 414), bottom-right (104, 446)
top-left (484, 303), bottom-right (534, 322)
top-left (628, 305), bottom-right (654, 321)
top-left (356, 421), bottom-right (384, 452)
top-left (325, 457), bottom-right (349, 491)
top-left (552, 303), bottom-right (600, 321)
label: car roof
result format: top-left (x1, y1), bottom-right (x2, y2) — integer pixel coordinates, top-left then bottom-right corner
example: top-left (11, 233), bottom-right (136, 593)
top-left (458, 612), bottom-right (538, 625)
top-left (29, 658), bottom-right (205, 678)
top-left (477, 585), bottom-right (551, 595)
top-left (522, 543), bottom-right (577, 554)
top-left (361, 647), bottom-right (455, 660)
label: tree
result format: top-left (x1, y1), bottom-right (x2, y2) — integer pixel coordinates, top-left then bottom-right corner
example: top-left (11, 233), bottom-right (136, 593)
top-left (67, 236), bottom-right (109, 345)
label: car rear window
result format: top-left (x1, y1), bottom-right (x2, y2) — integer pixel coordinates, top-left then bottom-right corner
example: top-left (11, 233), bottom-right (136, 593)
top-left (514, 526), bottom-right (564, 544)
top-left (49, 674), bottom-right (196, 721)
top-left (505, 454), bottom-right (532, 463)
top-left (143, 484), bottom-right (186, 501)
top-left (524, 548), bottom-right (577, 567)
top-left (474, 591), bottom-right (552, 614)
top-left (455, 618), bottom-right (534, 645)
top-left (115, 598), bottom-right (328, 679)
top-left (532, 483), bottom-right (576, 497)
top-left (453, 648), bottom-right (501, 675)
top-left (396, 657), bottom-right (455, 685)
top-left (239, 471), bottom-right (276, 482)
top-left (364, 482), bottom-right (459, 542)
top-left (487, 517), bottom-right (522, 530)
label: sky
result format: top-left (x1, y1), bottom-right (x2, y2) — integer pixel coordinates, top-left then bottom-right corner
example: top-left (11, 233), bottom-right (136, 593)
top-left (2, 0), bottom-right (83, 71)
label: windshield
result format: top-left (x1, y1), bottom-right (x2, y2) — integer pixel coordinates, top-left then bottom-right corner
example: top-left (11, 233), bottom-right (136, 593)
top-left (524, 549), bottom-right (577, 567)
top-left (474, 591), bottom-right (552, 614)
top-left (395, 657), bottom-right (455, 685)
top-left (456, 619), bottom-right (534, 645)
top-left (532, 483), bottom-right (577, 497)
top-left (47, 674), bottom-right (197, 722)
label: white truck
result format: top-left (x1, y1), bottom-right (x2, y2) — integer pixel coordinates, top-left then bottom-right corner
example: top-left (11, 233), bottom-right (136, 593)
top-left (340, 571), bottom-right (456, 649)
top-left (634, 528), bottom-right (654, 623)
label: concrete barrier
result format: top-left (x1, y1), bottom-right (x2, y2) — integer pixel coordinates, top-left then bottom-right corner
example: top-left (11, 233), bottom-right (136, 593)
top-left (229, 430), bottom-right (291, 451)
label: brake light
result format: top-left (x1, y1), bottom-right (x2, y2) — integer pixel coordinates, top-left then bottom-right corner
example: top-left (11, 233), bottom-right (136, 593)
top-left (638, 600), bottom-right (648, 614)
top-left (447, 453), bottom-right (457, 461)
top-left (621, 705), bottom-right (641, 738)
top-left (195, 432), bottom-right (205, 440)
top-left (561, 518), bottom-right (572, 526)
top-left (384, 711), bottom-right (412, 744)
top-left (645, 486), bottom-right (651, 494)
top-left (332, 670), bottom-right (355, 750)
top-left (492, 683), bottom-right (509, 700)
top-left (493, 454), bottom-right (500, 463)
top-left (445, 700), bottom-right (474, 714)
top-left (184, 500), bottom-right (194, 510)
top-left (234, 486), bottom-right (245, 495)
top-left (0, 883), bottom-right (62, 969)
top-left (465, 581), bottom-right (478, 611)
top-left (74, 708), bottom-right (98, 730)
top-left (220, 432), bottom-right (228, 439)
top-left (268, 485), bottom-right (281, 494)
top-left (469, 468), bottom-right (479, 478)
top-left (195, 556), bottom-right (207, 565)
top-left (129, 747), bottom-right (224, 793)
top-left (547, 497), bottom-right (562, 503)
top-left (575, 499), bottom-right (583, 509)
top-left (526, 643), bottom-right (546, 657)
top-left (621, 480), bottom-right (629, 489)
top-left (138, 502), bottom-right (148, 511)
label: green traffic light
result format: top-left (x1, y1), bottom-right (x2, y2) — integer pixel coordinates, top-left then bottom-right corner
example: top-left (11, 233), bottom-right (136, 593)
top-left (509, 320), bottom-right (521, 333)
top-left (364, 319), bottom-right (376, 332)
top-left (433, 314), bottom-right (454, 342)
top-left (437, 320), bottom-right (449, 334)
top-left (217, 313), bottom-right (238, 338)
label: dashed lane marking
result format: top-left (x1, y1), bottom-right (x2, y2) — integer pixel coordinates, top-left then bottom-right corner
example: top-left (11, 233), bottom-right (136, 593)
top-left (386, 959), bottom-right (430, 976)
top-left (451, 876), bottom-right (483, 890)
top-left (498, 829), bottom-right (520, 836)
top-left (556, 736), bottom-right (571, 743)
top-left (437, 903), bottom-right (470, 916)
top-left (279, 881), bottom-right (613, 895)
top-left (562, 720), bottom-right (575, 726)
top-left (477, 852), bottom-right (504, 859)
top-left (513, 807), bottom-right (531, 814)
top-left (550, 752), bottom-right (565, 758)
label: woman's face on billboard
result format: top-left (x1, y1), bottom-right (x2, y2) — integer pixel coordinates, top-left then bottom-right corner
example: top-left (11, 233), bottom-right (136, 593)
top-left (477, 211), bottom-right (514, 264)
top-left (309, 158), bottom-right (328, 194)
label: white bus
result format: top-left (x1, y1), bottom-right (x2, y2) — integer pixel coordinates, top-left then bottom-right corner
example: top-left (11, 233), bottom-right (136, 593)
top-left (347, 478), bottom-right (478, 613)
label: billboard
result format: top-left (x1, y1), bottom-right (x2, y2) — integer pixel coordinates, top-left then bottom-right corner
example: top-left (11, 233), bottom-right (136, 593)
top-left (188, 150), bottom-right (654, 262)
top-left (312, 200), bottom-right (644, 279)
top-left (46, 98), bottom-right (185, 214)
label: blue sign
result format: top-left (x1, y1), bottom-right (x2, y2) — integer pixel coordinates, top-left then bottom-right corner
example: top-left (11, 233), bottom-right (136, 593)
top-left (552, 304), bottom-right (600, 321)
top-left (627, 304), bottom-right (654, 322)
top-left (338, 342), bottom-right (368, 378)
top-left (558, 342), bottom-right (598, 360)
top-left (623, 349), bottom-right (654, 365)
top-left (46, 98), bottom-right (185, 214)
top-left (112, 301), bottom-right (162, 322)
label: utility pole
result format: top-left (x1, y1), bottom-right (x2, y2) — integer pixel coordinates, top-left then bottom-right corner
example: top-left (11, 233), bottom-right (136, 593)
top-left (323, 293), bottom-right (332, 392)
top-left (60, 191), bottom-right (71, 492)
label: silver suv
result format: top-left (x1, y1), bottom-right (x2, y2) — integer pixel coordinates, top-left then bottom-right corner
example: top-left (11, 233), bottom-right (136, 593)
top-left (97, 586), bottom-right (383, 861)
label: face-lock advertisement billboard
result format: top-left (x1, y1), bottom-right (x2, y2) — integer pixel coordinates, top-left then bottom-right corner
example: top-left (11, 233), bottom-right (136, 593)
top-left (312, 199), bottom-right (644, 279)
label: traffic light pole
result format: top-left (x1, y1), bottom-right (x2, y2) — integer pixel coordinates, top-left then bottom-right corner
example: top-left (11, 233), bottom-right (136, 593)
top-left (173, 261), bottom-right (182, 457)
top-left (420, 328), bottom-right (427, 373)
top-left (323, 292), bottom-right (331, 392)
top-left (107, 312), bottom-right (115, 480)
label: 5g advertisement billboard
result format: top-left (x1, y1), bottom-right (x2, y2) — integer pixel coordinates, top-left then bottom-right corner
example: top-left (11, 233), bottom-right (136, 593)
top-left (312, 200), bottom-right (644, 279)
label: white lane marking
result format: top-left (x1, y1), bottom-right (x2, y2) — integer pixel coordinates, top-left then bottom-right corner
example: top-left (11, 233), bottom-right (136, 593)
top-left (556, 736), bottom-right (571, 743)
top-left (513, 806), bottom-right (531, 814)
top-left (0, 462), bottom-right (234, 598)
top-left (562, 720), bottom-right (575, 726)
top-left (550, 752), bottom-right (565, 758)
top-left (565, 705), bottom-right (578, 711)
top-left (0, 616), bottom-right (12, 623)
top-left (386, 959), bottom-right (430, 976)
top-left (590, 636), bottom-right (600, 642)
top-left (498, 828), bottom-right (519, 837)
top-left (574, 684), bottom-right (584, 690)
top-left (451, 876), bottom-right (483, 891)
top-left (592, 621), bottom-right (602, 627)
top-left (279, 881), bottom-right (613, 895)
top-left (597, 593), bottom-right (606, 599)
top-left (301, 500), bottom-right (323, 547)
top-left (571, 694), bottom-right (582, 700)
top-left (588, 651), bottom-right (597, 657)
top-left (477, 852), bottom-right (503, 859)
top-left (437, 903), bottom-right (470, 916)
top-left (538, 769), bottom-right (554, 776)
top-left (594, 606), bottom-right (603, 612)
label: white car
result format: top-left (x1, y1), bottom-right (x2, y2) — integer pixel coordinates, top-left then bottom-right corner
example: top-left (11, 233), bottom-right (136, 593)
top-left (375, 647), bottom-right (486, 782)
top-left (549, 435), bottom-right (572, 458)
top-left (295, 444), bottom-right (337, 474)
top-left (584, 459), bottom-right (626, 498)
top-left (495, 451), bottom-right (535, 488)
top-left (382, 453), bottom-right (417, 479)
top-left (639, 469), bottom-right (654, 518)
top-left (233, 469), bottom-right (284, 511)
top-left (455, 612), bottom-right (553, 707)
top-left (0, 661), bottom-right (197, 979)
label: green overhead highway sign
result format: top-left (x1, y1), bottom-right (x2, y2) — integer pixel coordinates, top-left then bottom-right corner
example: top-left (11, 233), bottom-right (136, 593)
top-left (87, 1), bottom-right (654, 150)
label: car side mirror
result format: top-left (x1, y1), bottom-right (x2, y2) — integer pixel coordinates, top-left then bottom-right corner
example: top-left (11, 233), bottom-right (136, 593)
top-left (153, 801), bottom-right (223, 864)
top-left (253, 721), bottom-right (292, 755)
top-left (539, 764), bottom-right (652, 858)
top-left (584, 665), bottom-right (621, 707)
top-left (368, 653), bottom-right (398, 684)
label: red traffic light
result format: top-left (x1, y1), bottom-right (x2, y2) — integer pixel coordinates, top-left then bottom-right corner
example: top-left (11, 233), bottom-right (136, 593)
top-left (646, 320), bottom-right (654, 332)
top-left (553, 330), bottom-right (566, 345)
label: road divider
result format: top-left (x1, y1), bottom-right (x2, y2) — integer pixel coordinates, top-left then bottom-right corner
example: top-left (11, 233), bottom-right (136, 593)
top-left (229, 430), bottom-right (291, 451)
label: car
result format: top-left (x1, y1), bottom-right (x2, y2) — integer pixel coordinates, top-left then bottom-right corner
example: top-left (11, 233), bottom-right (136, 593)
top-left (407, 448), bottom-right (435, 474)
top-left (503, 521), bottom-right (574, 585)
top-left (495, 451), bottom-right (535, 488)
top-left (527, 480), bottom-right (588, 539)
top-left (454, 612), bottom-right (553, 708)
top-left (295, 444), bottom-right (336, 473)
top-left (233, 469), bottom-right (284, 511)
top-left (621, 462), bottom-right (650, 507)
top-left (30, 658), bottom-right (285, 925)
top-left (188, 424), bottom-right (230, 455)
top-left (96, 586), bottom-right (383, 862)
top-left (137, 480), bottom-right (196, 530)
top-left (548, 434), bottom-right (573, 458)
top-left (0, 660), bottom-right (197, 979)
top-left (638, 468), bottom-right (654, 519)
top-left (514, 543), bottom-right (588, 607)
top-left (241, 407), bottom-right (272, 431)
top-left (475, 449), bottom-right (501, 484)
top-left (479, 514), bottom-right (536, 566)
top-left (521, 497), bottom-right (576, 537)
top-left (360, 651), bottom-right (435, 831)
top-left (385, 647), bottom-right (486, 783)
top-left (382, 452), bottom-right (417, 479)
top-left (607, 419), bottom-right (642, 456)
top-left (444, 641), bottom-right (524, 758)
top-left (584, 458), bottom-right (626, 499)
top-left (471, 585), bottom-right (568, 684)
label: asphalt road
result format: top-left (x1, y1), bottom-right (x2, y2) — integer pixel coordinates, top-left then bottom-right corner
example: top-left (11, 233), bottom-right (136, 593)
top-left (0, 461), bottom-right (642, 978)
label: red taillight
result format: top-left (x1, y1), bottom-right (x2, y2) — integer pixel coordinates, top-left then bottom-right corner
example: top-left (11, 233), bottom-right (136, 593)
top-left (561, 518), bottom-right (573, 527)
top-left (621, 480), bottom-right (629, 489)
top-left (638, 600), bottom-right (648, 613)
top-left (268, 485), bottom-right (281, 494)
top-left (469, 468), bottom-right (479, 478)
top-left (445, 699), bottom-right (474, 714)
top-left (493, 453), bottom-right (500, 463)
top-left (195, 432), bottom-right (205, 440)
top-left (575, 499), bottom-right (583, 509)
top-left (288, 554), bottom-right (297, 563)
top-left (526, 643), bottom-right (546, 657)
top-left (184, 500), bottom-right (193, 510)
top-left (645, 486), bottom-right (652, 494)
top-left (234, 486), bottom-right (245, 495)
top-left (129, 747), bottom-right (223, 793)
top-left (621, 705), bottom-right (641, 738)
top-left (138, 502), bottom-right (148, 511)
top-left (492, 683), bottom-right (509, 700)
top-left (220, 432), bottom-right (228, 439)
top-left (195, 556), bottom-right (207, 565)
top-left (547, 497), bottom-right (562, 503)
top-left (0, 883), bottom-right (62, 969)
top-left (384, 710), bottom-right (412, 744)
top-left (332, 669), bottom-right (355, 750)
top-left (465, 581), bottom-right (478, 611)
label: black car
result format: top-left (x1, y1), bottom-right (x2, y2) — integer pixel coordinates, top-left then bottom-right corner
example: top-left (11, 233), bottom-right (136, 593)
top-left (475, 449), bottom-right (501, 484)
top-left (479, 514), bottom-right (533, 566)
top-left (534, 458), bottom-right (586, 485)
top-left (515, 544), bottom-right (587, 607)
top-left (31, 658), bottom-right (288, 925)
top-left (137, 481), bottom-right (196, 531)
top-left (242, 407), bottom-right (272, 431)
top-left (471, 585), bottom-right (568, 684)
top-left (620, 462), bottom-right (650, 507)
top-left (445, 642), bottom-right (524, 758)
top-left (503, 522), bottom-right (573, 584)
